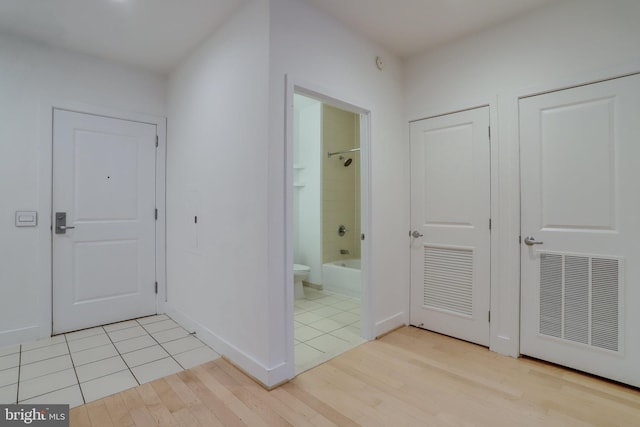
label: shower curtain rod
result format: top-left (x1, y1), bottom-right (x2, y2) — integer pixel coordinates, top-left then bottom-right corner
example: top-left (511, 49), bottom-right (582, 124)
top-left (327, 147), bottom-right (361, 158)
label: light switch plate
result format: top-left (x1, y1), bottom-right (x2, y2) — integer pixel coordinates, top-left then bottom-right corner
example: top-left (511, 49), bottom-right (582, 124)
top-left (15, 211), bottom-right (37, 227)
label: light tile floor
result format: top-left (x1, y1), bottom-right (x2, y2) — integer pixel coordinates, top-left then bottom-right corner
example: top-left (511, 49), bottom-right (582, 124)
top-left (295, 288), bottom-right (365, 374)
top-left (0, 315), bottom-right (219, 408)
top-left (0, 292), bottom-right (362, 407)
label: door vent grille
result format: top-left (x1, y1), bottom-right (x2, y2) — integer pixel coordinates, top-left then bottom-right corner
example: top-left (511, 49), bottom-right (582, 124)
top-left (540, 254), bottom-right (562, 338)
top-left (423, 246), bottom-right (473, 317)
top-left (564, 256), bottom-right (589, 344)
top-left (592, 258), bottom-right (619, 352)
top-left (539, 252), bottom-right (621, 352)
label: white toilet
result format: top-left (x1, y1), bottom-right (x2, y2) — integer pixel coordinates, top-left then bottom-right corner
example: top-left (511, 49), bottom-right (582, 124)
top-left (293, 264), bottom-right (310, 299)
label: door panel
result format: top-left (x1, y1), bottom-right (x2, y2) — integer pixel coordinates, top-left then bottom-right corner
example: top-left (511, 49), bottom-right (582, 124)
top-left (520, 73), bottom-right (640, 387)
top-left (538, 97), bottom-right (615, 230)
top-left (53, 109), bottom-right (157, 334)
top-left (410, 106), bottom-right (491, 346)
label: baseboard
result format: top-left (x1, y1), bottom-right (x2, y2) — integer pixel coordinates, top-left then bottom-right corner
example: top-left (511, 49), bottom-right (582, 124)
top-left (166, 307), bottom-right (291, 388)
top-left (222, 356), bottom-right (290, 391)
top-left (491, 335), bottom-right (519, 358)
top-left (374, 312), bottom-right (406, 339)
top-left (376, 324), bottom-right (406, 339)
top-left (0, 325), bottom-right (41, 348)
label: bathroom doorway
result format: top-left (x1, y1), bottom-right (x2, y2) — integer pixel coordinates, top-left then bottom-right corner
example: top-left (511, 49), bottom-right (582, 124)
top-left (290, 91), bottom-right (370, 374)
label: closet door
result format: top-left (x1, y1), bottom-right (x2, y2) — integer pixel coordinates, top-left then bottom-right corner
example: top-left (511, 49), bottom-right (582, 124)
top-left (409, 107), bottom-right (491, 346)
top-left (520, 73), bottom-right (640, 387)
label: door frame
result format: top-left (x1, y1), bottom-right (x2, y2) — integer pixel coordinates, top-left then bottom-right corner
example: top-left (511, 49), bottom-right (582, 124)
top-left (44, 101), bottom-right (167, 337)
top-left (284, 75), bottom-right (373, 378)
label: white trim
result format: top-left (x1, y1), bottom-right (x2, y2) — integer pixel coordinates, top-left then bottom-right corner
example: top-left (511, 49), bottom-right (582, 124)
top-left (516, 60), bottom-right (640, 101)
top-left (491, 93), bottom-right (521, 357)
top-left (42, 100), bottom-right (167, 340)
top-left (407, 96), bottom-right (495, 125)
top-left (284, 75), bottom-right (296, 380)
top-left (293, 84), bottom-right (370, 116)
top-left (285, 75), bottom-right (375, 376)
top-left (374, 312), bottom-right (406, 338)
top-left (359, 111), bottom-right (374, 341)
top-left (0, 326), bottom-right (40, 347)
top-left (155, 118), bottom-right (168, 314)
top-left (167, 307), bottom-right (289, 386)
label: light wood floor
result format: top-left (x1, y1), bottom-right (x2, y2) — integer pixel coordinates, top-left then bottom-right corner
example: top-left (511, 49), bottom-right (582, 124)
top-left (70, 326), bottom-right (640, 426)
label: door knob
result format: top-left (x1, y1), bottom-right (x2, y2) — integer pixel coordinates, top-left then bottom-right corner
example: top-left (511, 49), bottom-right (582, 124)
top-left (411, 230), bottom-right (424, 238)
top-left (523, 236), bottom-right (543, 246)
top-left (55, 212), bottom-right (75, 234)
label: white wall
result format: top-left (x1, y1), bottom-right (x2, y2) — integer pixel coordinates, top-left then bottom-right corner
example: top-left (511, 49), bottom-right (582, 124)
top-left (267, 0), bottom-right (408, 382)
top-left (165, 0), bottom-right (273, 383)
top-left (167, 0), bottom-right (407, 386)
top-left (405, 0), bottom-right (640, 356)
top-left (0, 33), bottom-right (165, 346)
top-left (293, 96), bottom-right (322, 285)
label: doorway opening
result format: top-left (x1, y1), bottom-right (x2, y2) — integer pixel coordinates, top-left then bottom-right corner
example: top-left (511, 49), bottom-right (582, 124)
top-left (289, 90), bottom-right (371, 375)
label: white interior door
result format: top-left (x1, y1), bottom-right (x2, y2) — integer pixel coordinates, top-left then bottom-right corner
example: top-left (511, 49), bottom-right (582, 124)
top-left (520, 74), bottom-right (640, 387)
top-left (410, 106), bottom-right (491, 346)
top-left (53, 109), bottom-right (157, 334)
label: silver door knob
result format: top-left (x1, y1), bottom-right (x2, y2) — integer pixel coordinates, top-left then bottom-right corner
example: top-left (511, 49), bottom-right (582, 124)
top-left (524, 236), bottom-right (543, 246)
top-left (411, 230), bottom-right (424, 238)
top-left (55, 212), bottom-right (75, 234)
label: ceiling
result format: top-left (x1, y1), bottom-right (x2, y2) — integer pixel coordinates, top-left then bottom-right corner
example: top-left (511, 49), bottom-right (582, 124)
top-left (0, 0), bottom-right (247, 74)
top-left (306, 0), bottom-right (560, 58)
top-left (0, 0), bottom-right (559, 74)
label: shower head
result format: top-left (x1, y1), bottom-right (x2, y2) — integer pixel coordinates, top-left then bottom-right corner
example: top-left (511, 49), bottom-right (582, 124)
top-left (339, 155), bottom-right (353, 167)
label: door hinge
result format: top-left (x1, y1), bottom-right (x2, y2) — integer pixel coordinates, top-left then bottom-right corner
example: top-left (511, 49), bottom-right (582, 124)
top-left (361, 233), bottom-right (365, 241)
top-left (489, 218), bottom-right (492, 230)
top-left (155, 135), bottom-right (159, 147)
top-left (488, 311), bottom-right (491, 322)
top-left (519, 235), bottom-right (522, 244)
top-left (155, 208), bottom-right (158, 220)
top-left (155, 282), bottom-right (158, 294)
top-left (488, 126), bottom-right (491, 139)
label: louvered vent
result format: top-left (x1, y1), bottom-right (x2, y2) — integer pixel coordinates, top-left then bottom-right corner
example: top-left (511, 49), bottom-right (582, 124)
top-left (592, 258), bottom-right (619, 351)
top-left (540, 253), bottom-right (562, 338)
top-left (564, 256), bottom-right (589, 344)
top-left (539, 253), bottom-right (621, 352)
top-left (423, 246), bottom-right (473, 317)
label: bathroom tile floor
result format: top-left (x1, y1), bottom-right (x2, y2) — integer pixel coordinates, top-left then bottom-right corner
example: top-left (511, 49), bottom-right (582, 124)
top-left (0, 315), bottom-right (220, 408)
top-left (295, 287), bottom-right (365, 374)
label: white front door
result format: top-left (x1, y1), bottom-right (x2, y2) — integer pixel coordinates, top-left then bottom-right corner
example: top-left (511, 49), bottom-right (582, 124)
top-left (52, 109), bottom-right (158, 334)
top-left (410, 107), bottom-right (491, 346)
top-left (520, 73), bottom-right (640, 387)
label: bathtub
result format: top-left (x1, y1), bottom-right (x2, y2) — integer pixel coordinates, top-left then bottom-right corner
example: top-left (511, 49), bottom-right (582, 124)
top-left (322, 259), bottom-right (361, 298)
